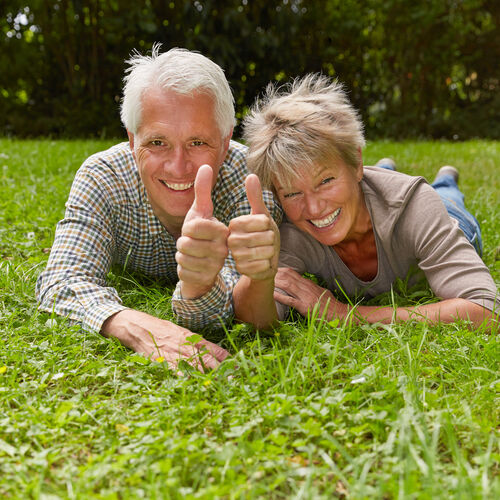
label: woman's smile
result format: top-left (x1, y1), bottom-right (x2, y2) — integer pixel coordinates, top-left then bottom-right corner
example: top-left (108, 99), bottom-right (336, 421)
top-left (310, 207), bottom-right (341, 228)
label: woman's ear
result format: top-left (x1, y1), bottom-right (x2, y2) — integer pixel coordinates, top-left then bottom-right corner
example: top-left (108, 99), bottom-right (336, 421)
top-left (356, 147), bottom-right (364, 181)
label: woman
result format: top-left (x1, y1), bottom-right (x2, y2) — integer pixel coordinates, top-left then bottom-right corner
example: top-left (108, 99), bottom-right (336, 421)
top-left (235, 74), bottom-right (498, 328)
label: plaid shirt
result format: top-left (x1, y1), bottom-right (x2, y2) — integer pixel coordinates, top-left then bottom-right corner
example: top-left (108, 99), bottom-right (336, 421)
top-left (36, 140), bottom-right (282, 332)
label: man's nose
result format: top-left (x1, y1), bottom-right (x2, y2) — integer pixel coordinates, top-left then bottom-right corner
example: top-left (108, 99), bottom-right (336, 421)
top-left (164, 147), bottom-right (192, 176)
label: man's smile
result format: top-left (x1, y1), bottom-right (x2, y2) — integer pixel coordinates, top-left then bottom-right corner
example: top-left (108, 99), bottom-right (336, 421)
top-left (160, 180), bottom-right (195, 191)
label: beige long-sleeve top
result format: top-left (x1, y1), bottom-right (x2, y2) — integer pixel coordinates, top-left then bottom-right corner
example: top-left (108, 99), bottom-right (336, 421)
top-left (278, 167), bottom-right (498, 318)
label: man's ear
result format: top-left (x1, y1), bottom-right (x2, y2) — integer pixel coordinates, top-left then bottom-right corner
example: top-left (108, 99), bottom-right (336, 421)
top-left (223, 127), bottom-right (233, 154)
top-left (127, 131), bottom-right (135, 158)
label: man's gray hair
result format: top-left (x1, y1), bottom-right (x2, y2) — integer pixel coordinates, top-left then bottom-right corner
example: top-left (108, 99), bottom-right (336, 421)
top-left (242, 74), bottom-right (365, 190)
top-left (121, 44), bottom-right (235, 136)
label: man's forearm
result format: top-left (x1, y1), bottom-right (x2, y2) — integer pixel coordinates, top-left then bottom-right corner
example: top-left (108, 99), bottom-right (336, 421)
top-left (179, 281), bottom-right (214, 300)
top-left (36, 273), bottom-right (126, 333)
top-left (172, 272), bottom-right (235, 330)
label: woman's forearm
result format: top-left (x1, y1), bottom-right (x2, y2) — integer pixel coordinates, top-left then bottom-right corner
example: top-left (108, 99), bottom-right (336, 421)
top-left (233, 275), bottom-right (278, 329)
top-left (342, 298), bottom-right (492, 329)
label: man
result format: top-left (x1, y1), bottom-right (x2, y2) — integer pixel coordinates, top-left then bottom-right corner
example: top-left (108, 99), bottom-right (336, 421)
top-left (36, 45), bottom-right (281, 370)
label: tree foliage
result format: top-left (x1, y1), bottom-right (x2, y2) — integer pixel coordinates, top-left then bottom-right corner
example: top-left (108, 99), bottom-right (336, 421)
top-left (1, 0), bottom-right (498, 139)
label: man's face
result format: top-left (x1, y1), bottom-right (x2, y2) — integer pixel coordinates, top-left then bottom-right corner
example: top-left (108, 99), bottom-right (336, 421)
top-left (129, 88), bottom-right (231, 235)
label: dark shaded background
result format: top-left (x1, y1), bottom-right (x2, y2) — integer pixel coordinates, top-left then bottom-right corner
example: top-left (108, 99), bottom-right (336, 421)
top-left (1, 0), bottom-right (499, 140)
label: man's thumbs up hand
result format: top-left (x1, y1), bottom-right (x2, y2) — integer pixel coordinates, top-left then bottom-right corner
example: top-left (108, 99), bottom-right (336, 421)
top-left (176, 165), bottom-right (229, 299)
top-left (228, 174), bottom-right (280, 281)
top-left (184, 164), bottom-right (214, 221)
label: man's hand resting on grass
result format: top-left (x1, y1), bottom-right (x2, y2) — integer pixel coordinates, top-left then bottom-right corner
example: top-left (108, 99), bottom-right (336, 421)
top-left (101, 309), bottom-right (229, 372)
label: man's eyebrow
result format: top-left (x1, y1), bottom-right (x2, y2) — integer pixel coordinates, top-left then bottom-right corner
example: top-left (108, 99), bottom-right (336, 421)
top-left (140, 134), bottom-right (166, 143)
top-left (188, 134), bottom-right (212, 142)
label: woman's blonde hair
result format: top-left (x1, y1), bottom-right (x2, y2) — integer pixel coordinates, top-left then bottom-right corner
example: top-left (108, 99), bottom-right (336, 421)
top-left (243, 74), bottom-right (365, 190)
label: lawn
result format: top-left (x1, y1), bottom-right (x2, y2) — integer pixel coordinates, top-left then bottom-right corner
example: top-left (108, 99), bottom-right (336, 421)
top-left (0, 139), bottom-right (499, 499)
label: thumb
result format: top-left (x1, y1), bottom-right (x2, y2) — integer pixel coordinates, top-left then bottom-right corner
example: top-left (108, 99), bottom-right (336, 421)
top-left (189, 164), bottom-right (214, 219)
top-left (245, 174), bottom-right (269, 216)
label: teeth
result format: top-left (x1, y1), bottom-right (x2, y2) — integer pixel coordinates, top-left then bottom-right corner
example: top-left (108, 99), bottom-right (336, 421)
top-left (311, 208), bottom-right (340, 228)
top-left (161, 180), bottom-right (194, 191)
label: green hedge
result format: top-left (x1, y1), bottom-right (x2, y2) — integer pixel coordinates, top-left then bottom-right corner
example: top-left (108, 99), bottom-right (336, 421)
top-left (1, 0), bottom-right (498, 139)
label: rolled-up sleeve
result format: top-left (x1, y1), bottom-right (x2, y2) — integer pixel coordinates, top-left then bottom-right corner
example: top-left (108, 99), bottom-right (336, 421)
top-left (35, 168), bottom-right (126, 332)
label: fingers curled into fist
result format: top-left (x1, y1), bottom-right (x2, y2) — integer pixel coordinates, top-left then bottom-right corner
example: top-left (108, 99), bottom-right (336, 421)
top-left (228, 174), bottom-right (280, 281)
top-left (176, 165), bottom-right (229, 299)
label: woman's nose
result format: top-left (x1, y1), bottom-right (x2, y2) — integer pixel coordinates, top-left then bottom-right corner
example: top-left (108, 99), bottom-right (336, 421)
top-left (304, 193), bottom-right (323, 217)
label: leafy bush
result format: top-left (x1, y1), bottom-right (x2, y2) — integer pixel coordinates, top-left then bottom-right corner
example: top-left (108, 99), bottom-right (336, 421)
top-left (1, 0), bottom-right (498, 139)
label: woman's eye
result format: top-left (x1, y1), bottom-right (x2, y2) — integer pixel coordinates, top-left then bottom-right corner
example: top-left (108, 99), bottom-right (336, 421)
top-left (320, 176), bottom-right (335, 185)
top-left (283, 191), bottom-right (300, 199)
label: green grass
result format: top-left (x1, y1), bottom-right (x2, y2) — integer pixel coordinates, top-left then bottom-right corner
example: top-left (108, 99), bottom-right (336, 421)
top-left (0, 138), bottom-right (499, 499)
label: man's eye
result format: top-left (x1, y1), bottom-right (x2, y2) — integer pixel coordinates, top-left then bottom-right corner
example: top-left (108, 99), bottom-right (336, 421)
top-left (151, 140), bottom-right (163, 146)
top-left (191, 140), bottom-right (205, 147)
top-left (320, 176), bottom-right (335, 185)
top-left (283, 191), bottom-right (300, 199)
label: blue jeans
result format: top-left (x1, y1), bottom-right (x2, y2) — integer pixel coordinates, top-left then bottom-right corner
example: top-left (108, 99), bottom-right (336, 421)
top-left (376, 162), bottom-right (483, 255)
top-left (431, 174), bottom-right (483, 256)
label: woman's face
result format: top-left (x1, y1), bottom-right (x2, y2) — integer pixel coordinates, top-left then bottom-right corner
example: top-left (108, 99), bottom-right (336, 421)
top-left (274, 159), bottom-right (365, 246)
